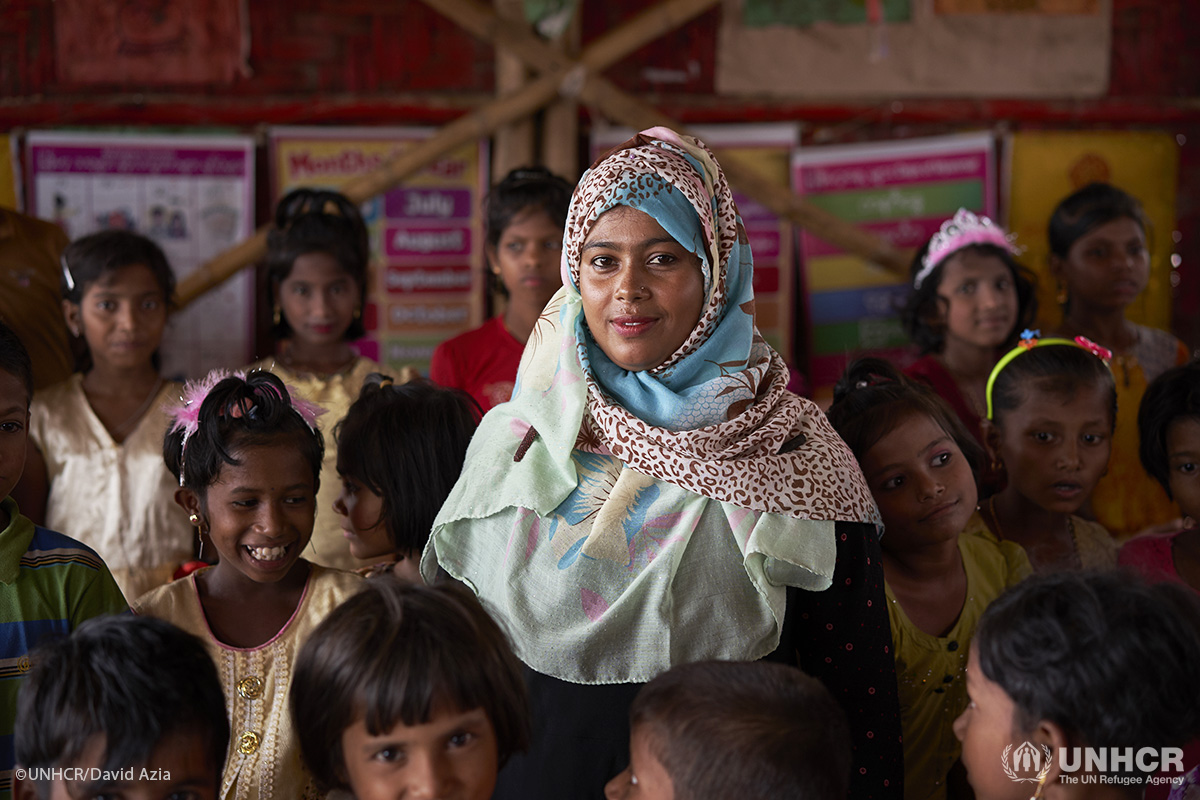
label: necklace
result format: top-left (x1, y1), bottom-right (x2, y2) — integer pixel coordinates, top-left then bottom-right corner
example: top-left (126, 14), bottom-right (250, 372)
top-left (103, 376), bottom-right (164, 441)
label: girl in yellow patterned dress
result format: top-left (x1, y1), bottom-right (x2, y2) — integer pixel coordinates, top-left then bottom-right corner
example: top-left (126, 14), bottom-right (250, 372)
top-left (133, 369), bottom-right (361, 800)
top-left (248, 189), bottom-right (385, 571)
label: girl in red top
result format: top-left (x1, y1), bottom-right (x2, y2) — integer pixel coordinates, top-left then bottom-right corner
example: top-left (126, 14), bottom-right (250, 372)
top-left (430, 166), bottom-right (572, 413)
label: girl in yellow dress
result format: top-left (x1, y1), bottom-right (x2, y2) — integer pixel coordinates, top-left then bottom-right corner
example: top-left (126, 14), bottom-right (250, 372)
top-left (248, 189), bottom-right (384, 570)
top-left (134, 369), bottom-right (362, 800)
top-left (18, 230), bottom-right (191, 599)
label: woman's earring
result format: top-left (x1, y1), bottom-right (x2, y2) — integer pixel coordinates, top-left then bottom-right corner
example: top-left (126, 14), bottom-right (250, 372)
top-left (272, 305), bottom-right (282, 326)
top-left (1056, 281), bottom-right (1069, 306)
top-left (353, 306), bottom-right (362, 321)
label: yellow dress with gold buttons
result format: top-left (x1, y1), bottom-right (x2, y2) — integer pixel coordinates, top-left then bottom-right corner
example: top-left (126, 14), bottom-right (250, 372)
top-left (132, 563), bottom-right (363, 800)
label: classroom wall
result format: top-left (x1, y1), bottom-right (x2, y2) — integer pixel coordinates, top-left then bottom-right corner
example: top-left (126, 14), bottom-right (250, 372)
top-left (2, 0), bottom-right (1198, 347)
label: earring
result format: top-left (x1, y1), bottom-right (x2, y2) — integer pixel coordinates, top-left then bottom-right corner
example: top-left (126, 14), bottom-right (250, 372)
top-left (189, 513), bottom-right (207, 561)
top-left (272, 305), bottom-right (281, 326)
top-left (990, 456), bottom-right (1003, 474)
top-left (1030, 770), bottom-right (1049, 800)
top-left (353, 306), bottom-right (362, 321)
top-left (1056, 281), bottom-right (1069, 306)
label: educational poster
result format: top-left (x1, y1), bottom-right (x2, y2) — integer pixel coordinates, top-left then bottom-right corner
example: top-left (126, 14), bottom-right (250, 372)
top-left (717, 0), bottom-right (1110, 98)
top-left (269, 127), bottom-right (488, 375)
top-left (25, 131), bottom-right (255, 380)
top-left (935, 0), bottom-right (1097, 11)
top-left (591, 123), bottom-right (799, 363)
top-left (1004, 131), bottom-right (1179, 333)
top-left (794, 133), bottom-right (997, 403)
top-left (54, 0), bottom-right (247, 85)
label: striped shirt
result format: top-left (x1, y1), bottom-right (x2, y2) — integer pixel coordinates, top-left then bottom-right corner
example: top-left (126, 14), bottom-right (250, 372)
top-left (0, 496), bottom-right (128, 799)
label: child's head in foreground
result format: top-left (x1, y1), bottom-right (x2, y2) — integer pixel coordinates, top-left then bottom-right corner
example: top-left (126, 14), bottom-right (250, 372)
top-left (0, 321), bottom-right (33, 508)
top-left (605, 660), bottom-right (852, 800)
top-left (953, 571), bottom-right (1200, 800)
top-left (14, 614), bottom-right (228, 800)
top-left (291, 579), bottom-right (530, 800)
top-left (333, 375), bottom-right (480, 576)
top-left (1139, 360), bottom-right (1200, 523)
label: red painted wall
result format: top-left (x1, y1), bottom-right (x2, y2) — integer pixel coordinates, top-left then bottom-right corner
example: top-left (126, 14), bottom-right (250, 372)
top-left (2, 0), bottom-right (1198, 346)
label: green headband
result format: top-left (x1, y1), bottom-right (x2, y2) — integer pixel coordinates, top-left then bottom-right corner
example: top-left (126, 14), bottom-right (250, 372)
top-left (985, 329), bottom-right (1113, 420)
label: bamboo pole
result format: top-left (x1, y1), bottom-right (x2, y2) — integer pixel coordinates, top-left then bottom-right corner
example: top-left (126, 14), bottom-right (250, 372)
top-left (492, 0), bottom-right (536, 181)
top-left (542, 6), bottom-right (582, 181)
top-left (176, 0), bottom-right (722, 307)
top-left (419, 0), bottom-right (910, 273)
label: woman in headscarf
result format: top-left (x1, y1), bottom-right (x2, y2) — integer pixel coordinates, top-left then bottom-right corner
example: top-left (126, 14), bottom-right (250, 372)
top-left (422, 128), bottom-right (902, 800)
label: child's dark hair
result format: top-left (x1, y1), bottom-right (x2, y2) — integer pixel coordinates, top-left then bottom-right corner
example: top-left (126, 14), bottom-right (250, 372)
top-left (266, 188), bottom-right (370, 340)
top-left (61, 229), bottom-right (176, 306)
top-left (975, 571), bottom-right (1200, 784)
top-left (0, 320), bottom-right (34, 408)
top-left (826, 357), bottom-right (984, 483)
top-left (60, 229), bottom-right (176, 373)
top-left (1048, 182), bottom-right (1148, 260)
top-left (163, 370), bottom-right (325, 499)
top-left (900, 238), bottom-right (1038, 356)
top-left (630, 661), bottom-right (851, 800)
top-left (334, 375), bottom-right (479, 556)
top-left (291, 580), bottom-right (530, 793)
top-left (14, 615), bottom-right (229, 794)
top-left (484, 166), bottom-right (572, 295)
top-left (987, 343), bottom-right (1117, 430)
top-left (1138, 360), bottom-right (1200, 497)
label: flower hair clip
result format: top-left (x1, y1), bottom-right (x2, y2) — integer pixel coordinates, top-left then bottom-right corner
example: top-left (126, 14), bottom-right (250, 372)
top-left (913, 208), bottom-right (1022, 290)
top-left (167, 369), bottom-right (324, 486)
top-left (854, 372), bottom-right (895, 390)
top-left (1074, 336), bottom-right (1113, 364)
top-left (986, 333), bottom-right (1113, 420)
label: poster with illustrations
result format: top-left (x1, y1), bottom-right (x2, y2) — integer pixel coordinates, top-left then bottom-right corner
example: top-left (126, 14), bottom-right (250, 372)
top-left (25, 131), bottom-right (255, 379)
top-left (268, 126), bottom-right (488, 375)
top-left (591, 123), bottom-right (799, 364)
top-left (793, 132), bottom-right (997, 402)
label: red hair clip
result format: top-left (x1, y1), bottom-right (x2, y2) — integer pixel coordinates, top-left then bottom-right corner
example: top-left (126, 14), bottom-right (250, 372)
top-left (1074, 336), bottom-right (1113, 363)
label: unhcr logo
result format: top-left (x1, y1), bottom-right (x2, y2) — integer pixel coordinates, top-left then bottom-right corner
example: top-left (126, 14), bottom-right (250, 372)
top-left (1002, 742), bottom-right (1053, 784)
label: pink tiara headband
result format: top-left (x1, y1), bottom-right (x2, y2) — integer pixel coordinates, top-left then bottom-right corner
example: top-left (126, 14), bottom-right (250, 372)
top-left (166, 369), bottom-right (325, 486)
top-left (913, 208), bottom-right (1021, 289)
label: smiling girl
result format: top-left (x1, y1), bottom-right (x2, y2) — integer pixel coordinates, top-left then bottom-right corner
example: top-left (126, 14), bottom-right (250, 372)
top-left (17, 230), bottom-right (191, 600)
top-left (1049, 183), bottom-right (1188, 539)
top-left (250, 189), bottom-right (384, 571)
top-left (827, 358), bottom-right (1030, 800)
top-left (976, 333), bottom-right (1118, 571)
top-left (133, 369), bottom-right (362, 800)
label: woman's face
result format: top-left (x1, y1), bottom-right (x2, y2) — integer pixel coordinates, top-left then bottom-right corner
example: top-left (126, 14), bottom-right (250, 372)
top-left (1055, 216), bottom-right (1149, 314)
top-left (579, 206), bottom-right (705, 373)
